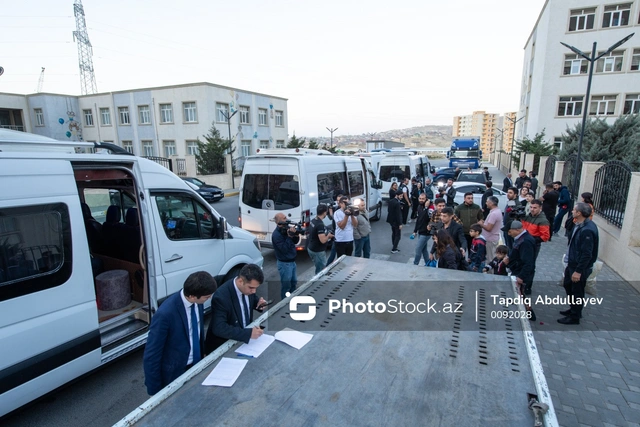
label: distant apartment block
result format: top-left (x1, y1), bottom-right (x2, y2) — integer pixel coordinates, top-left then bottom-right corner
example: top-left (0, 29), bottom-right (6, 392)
top-left (453, 111), bottom-right (518, 157)
top-left (517, 0), bottom-right (640, 149)
top-left (0, 82), bottom-right (288, 159)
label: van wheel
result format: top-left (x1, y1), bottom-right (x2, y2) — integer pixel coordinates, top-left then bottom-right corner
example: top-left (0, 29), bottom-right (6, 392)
top-left (222, 266), bottom-right (242, 284)
top-left (371, 203), bottom-right (382, 221)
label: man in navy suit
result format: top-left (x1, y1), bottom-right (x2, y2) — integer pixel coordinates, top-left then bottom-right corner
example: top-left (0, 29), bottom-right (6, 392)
top-left (502, 173), bottom-right (513, 192)
top-left (205, 264), bottom-right (267, 354)
top-left (143, 271), bottom-right (217, 395)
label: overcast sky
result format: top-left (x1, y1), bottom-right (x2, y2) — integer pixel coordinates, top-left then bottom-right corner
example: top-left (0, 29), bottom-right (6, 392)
top-left (1, 0), bottom-right (546, 136)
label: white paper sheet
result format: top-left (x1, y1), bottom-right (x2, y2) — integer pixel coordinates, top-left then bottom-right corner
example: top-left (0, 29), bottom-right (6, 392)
top-left (235, 333), bottom-right (275, 358)
top-left (202, 357), bottom-right (248, 387)
top-left (274, 328), bottom-right (313, 350)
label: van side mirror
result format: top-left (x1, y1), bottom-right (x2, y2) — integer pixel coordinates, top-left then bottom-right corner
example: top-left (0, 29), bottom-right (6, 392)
top-left (217, 216), bottom-right (227, 239)
top-left (430, 167), bottom-right (435, 174)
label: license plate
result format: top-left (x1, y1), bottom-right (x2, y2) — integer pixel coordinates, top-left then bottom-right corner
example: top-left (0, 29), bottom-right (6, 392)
top-left (253, 232), bottom-right (267, 240)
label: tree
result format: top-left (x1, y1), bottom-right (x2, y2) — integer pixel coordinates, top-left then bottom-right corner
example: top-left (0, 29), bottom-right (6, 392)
top-left (321, 143), bottom-right (338, 154)
top-left (195, 123), bottom-right (234, 175)
top-left (559, 115), bottom-right (640, 171)
top-left (287, 133), bottom-right (306, 149)
top-left (513, 130), bottom-right (555, 173)
top-left (307, 139), bottom-right (319, 149)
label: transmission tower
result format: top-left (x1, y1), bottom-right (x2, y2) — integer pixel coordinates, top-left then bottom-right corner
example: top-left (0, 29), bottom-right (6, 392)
top-left (36, 67), bottom-right (45, 93)
top-left (72, 0), bottom-right (97, 95)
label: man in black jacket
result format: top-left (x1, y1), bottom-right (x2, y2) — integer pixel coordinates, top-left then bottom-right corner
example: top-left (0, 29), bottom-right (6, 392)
top-left (502, 173), bottom-right (513, 192)
top-left (411, 193), bottom-right (431, 265)
top-left (505, 221), bottom-right (536, 295)
top-left (481, 181), bottom-right (494, 219)
top-left (272, 212), bottom-right (301, 299)
top-left (558, 203), bottom-right (599, 325)
top-left (386, 190), bottom-right (403, 254)
top-left (430, 207), bottom-right (467, 261)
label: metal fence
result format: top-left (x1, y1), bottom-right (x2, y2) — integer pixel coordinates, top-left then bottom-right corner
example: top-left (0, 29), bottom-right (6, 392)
top-left (144, 156), bottom-right (173, 172)
top-left (196, 157), bottom-right (226, 175)
top-left (543, 155), bottom-right (557, 185)
top-left (561, 154), bottom-right (583, 200)
top-left (175, 158), bottom-right (187, 176)
top-left (592, 160), bottom-right (631, 228)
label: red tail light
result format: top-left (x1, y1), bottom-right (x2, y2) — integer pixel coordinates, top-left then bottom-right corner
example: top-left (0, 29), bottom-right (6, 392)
top-left (238, 206), bottom-right (241, 224)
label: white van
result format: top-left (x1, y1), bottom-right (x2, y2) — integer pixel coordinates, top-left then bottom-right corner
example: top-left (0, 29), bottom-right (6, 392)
top-left (377, 152), bottom-right (433, 199)
top-left (0, 130), bottom-right (263, 417)
top-left (239, 149), bottom-right (383, 249)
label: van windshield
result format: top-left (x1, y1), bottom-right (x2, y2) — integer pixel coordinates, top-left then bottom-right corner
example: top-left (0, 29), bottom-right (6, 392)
top-left (242, 174), bottom-right (300, 210)
top-left (379, 165), bottom-right (410, 182)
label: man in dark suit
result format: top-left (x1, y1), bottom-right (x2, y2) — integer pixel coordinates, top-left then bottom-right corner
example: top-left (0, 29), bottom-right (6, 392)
top-left (502, 173), bottom-right (513, 192)
top-left (143, 271), bottom-right (217, 395)
top-left (205, 264), bottom-right (267, 353)
top-left (386, 189), bottom-right (403, 254)
top-left (505, 221), bottom-right (537, 296)
top-left (481, 181), bottom-right (494, 219)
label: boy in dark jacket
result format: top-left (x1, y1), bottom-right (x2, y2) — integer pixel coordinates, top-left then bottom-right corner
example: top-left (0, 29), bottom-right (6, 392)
top-left (467, 224), bottom-right (486, 272)
top-left (483, 245), bottom-right (509, 275)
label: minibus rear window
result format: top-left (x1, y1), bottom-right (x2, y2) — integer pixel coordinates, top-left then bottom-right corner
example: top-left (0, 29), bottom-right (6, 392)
top-left (242, 174), bottom-right (300, 210)
top-left (379, 165), bottom-right (410, 182)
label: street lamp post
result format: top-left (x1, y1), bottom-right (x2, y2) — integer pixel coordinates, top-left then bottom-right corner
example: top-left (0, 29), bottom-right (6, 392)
top-left (326, 127), bottom-right (338, 148)
top-left (560, 32), bottom-right (634, 199)
top-left (505, 115), bottom-right (524, 174)
top-left (220, 109), bottom-right (239, 172)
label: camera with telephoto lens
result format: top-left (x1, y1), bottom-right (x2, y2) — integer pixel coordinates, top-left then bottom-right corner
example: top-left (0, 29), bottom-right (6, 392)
top-left (509, 205), bottom-right (527, 220)
top-left (346, 204), bottom-right (360, 216)
top-left (278, 220), bottom-right (306, 235)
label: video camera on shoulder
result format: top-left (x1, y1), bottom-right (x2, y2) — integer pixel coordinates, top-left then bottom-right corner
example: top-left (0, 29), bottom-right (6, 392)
top-left (345, 204), bottom-right (360, 216)
top-left (509, 205), bottom-right (527, 220)
top-left (429, 221), bottom-right (443, 236)
top-left (278, 219), bottom-right (306, 235)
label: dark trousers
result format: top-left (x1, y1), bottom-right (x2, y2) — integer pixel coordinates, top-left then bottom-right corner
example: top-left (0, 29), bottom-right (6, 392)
top-left (410, 198), bottom-right (419, 219)
top-left (545, 214), bottom-right (554, 239)
top-left (553, 207), bottom-right (568, 233)
top-left (391, 224), bottom-right (401, 250)
top-left (503, 230), bottom-right (514, 251)
top-left (401, 203), bottom-right (410, 224)
top-left (335, 240), bottom-right (353, 257)
top-left (563, 266), bottom-right (590, 319)
top-left (464, 234), bottom-right (473, 254)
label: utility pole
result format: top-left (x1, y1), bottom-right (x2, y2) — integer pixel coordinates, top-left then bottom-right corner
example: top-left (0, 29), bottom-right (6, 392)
top-left (73, 0), bottom-right (98, 95)
top-left (505, 115), bottom-right (524, 173)
top-left (220, 109), bottom-right (239, 172)
top-left (326, 127), bottom-right (338, 148)
top-left (36, 67), bottom-right (45, 93)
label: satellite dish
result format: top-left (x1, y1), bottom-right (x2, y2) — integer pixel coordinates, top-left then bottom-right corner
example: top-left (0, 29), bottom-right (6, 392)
top-left (0, 67), bottom-right (4, 76)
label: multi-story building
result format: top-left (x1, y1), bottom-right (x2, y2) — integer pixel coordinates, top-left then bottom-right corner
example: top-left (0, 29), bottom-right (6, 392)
top-left (517, 0), bottom-right (640, 149)
top-left (452, 110), bottom-right (504, 158)
top-left (0, 82), bottom-right (289, 160)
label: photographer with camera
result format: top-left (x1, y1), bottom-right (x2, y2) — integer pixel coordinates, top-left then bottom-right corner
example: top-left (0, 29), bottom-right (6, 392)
top-left (272, 212), bottom-right (301, 300)
top-left (501, 187), bottom-right (519, 250)
top-left (325, 193), bottom-right (344, 266)
top-left (307, 204), bottom-right (334, 274)
top-left (334, 196), bottom-right (357, 257)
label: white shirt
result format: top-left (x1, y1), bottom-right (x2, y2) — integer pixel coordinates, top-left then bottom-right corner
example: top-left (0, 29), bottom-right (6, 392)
top-left (333, 209), bottom-right (354, 242)
top-left (233, 277), bottom-right (250, 327)
top-left (180, 290), bottom-right (200, 365)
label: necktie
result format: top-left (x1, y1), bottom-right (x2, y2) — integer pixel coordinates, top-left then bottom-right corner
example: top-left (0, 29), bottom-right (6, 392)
top-left (190, 304), bottom-right (201, 364)
top-left (241, 294), bottom-right (250, 327)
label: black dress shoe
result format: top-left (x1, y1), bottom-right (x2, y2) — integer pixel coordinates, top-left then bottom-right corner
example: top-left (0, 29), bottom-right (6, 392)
top-left (557, 316), bottom-right (580, 325)
top-left (559, 309), bottom-right (572, 316)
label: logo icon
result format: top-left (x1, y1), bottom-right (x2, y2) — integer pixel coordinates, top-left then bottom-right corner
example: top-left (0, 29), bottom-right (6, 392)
top-left (289, 296), bottom-right (317, 321)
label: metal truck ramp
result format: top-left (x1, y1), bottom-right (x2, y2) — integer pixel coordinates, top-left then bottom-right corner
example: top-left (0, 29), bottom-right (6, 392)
top-left (123, 257), bottom-right (555, 427)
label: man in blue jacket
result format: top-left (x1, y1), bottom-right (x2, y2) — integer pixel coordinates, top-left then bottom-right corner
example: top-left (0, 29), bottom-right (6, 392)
top-left (505, 221), bottom-right (536, 296)
top-left (552, 181), bottom-right (571, 235)
top-left (143, 271), bottom-right (217, 395)
top-left (558, 203), bottom-right (599, 325)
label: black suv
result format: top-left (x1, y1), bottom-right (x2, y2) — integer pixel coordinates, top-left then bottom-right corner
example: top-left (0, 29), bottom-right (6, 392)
top-left (182, 177), bottom-right (225, 202)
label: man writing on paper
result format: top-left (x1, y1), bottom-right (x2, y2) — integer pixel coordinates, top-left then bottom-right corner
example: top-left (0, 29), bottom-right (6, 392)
top-left (205, 264), bottom-right (267, 353)
top-left (143, 271), bottom-right (217, 395)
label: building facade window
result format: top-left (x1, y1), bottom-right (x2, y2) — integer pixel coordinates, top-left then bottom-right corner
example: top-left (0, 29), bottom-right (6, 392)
top-left (142, 140), bottom-right (154, 157)
top-left (34, 108), bottom-right (44, 126)
top-left (589, 95), bottom-right (617, 116)
top-left (276, 139), bottom-right (285, 148)
top-left (138, 105), bottom-right (151, 124)
top-left (83, 109), bottom-right (94, 126)
top-left (122, 140), bottom-right (133, 153)
top-left (275, 110), bottom-right (284, 127)
top-left (160, 103), bottom-right (173, 123)
top-left (631, 48), bottom-right (640, 71)
top-left (183, 102), bottom-right (197, 123)
top-left (568, 8), bottom-right (595, 32)
top-left (241, 140), bottom-right (252, 157)
top-left (118, 107), bottom-right (130, 125)
top-left (595, 50), bottom-right (624, 73)
top-left (186, 140), bottom-right (199, 155)
top-left (553, 137), bottom-right (563, 151)
top-left (163, 140), bottom-right (176, 157)
top-left (563, 53), bottom-right (588, 75)
top-left (623, 94), bottom-right (640, 114)
top-left (100, 107), bottom-right (111, 126)
top-left (258, 108), bottom-right (268, 126)
top-left (602, 3), bottom-right (631, 28)
top-left (259, 140), bottom-right (269, 149)
top-left (557, 96), bottom-right (584, 117)
top-left (239, 106), bottom-right (250, 124)
top-left (216, 103), bottom-right (229, 123)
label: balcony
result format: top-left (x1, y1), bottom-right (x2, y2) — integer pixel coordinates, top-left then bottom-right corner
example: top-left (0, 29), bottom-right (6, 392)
top-left (0, 125), bottom-right (25, 132)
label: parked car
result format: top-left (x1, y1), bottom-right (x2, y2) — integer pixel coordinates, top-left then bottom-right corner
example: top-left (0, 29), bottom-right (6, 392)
top-left (451, 182), bottom-right (507, 209)
top-left (181, 177), bottom-right (224, 202)
top-left (456, 171), bottom-right (488, 184)
top-left (432, 167), bottom-right (460, 186)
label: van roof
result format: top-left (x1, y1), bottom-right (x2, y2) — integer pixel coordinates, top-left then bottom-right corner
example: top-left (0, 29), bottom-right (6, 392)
top-left (251, 148), bottom-right (333, 156)
top-left (0, 129), bottom-right (93, 153)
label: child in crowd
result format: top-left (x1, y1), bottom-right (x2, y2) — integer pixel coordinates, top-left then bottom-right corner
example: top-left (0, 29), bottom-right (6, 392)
top-left (468, 224), bottom-right (486, 272)
top-left (483, 245), bottom-right (509, 275)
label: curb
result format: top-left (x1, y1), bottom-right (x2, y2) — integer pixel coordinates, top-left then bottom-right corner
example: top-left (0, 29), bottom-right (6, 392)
top-left (224, 191), bottom-right (239, 197)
